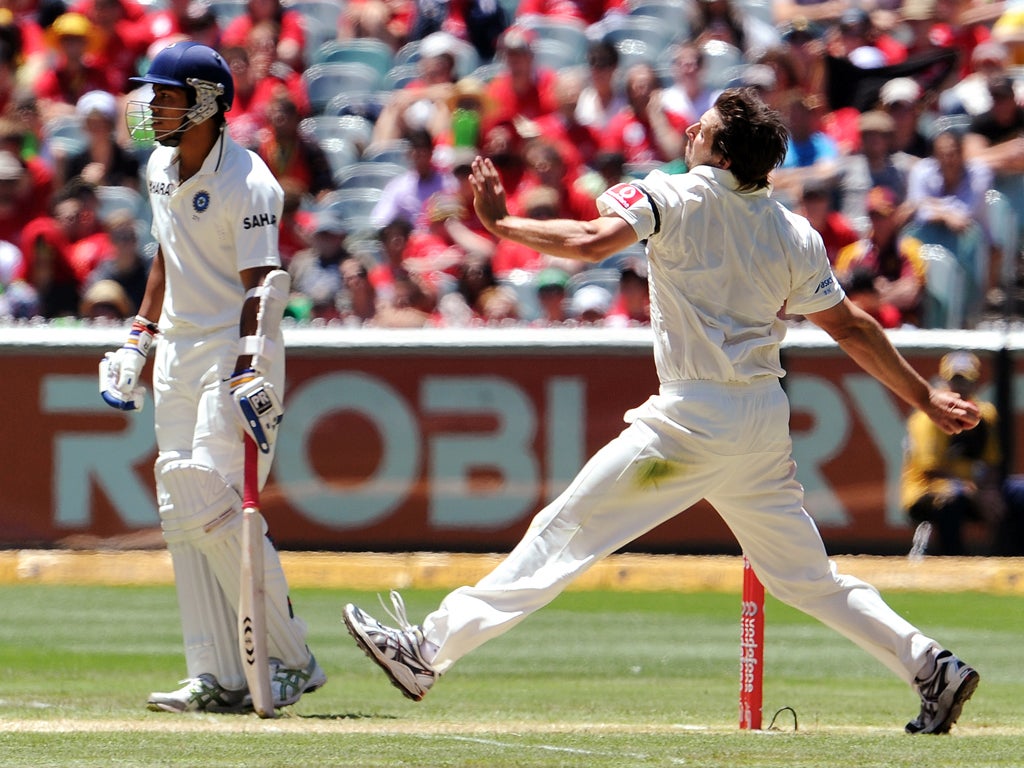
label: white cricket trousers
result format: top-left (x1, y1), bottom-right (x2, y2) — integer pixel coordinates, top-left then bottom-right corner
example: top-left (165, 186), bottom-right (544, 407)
top-left (422, 377), bottom-right (938, 684)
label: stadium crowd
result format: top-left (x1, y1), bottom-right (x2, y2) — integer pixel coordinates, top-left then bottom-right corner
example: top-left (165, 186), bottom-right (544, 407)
top-left (0, 0), bottom-right (1022, 328)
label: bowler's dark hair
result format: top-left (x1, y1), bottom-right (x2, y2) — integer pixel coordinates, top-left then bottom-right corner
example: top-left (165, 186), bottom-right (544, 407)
top-left (711, 88), bottom-right (789, 191)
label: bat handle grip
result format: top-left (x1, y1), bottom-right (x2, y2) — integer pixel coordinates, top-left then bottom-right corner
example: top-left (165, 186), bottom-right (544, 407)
top-left (243, 435), bottom-right (259, 509)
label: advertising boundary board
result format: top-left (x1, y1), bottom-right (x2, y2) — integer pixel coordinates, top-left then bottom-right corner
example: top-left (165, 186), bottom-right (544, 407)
top-left (3, 323), bottom-right (1022, 554)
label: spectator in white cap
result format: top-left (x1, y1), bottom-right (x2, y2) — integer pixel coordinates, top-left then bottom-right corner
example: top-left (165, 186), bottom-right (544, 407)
top-left (63, 90), bottom-right (140, 190)
top-left (939, 42), bottom-right (1010, 117)
top-left (879, 77), bottom-right (932, 158)
top-left (370, 31), bottom-right (462, 145)
top-left (571, 283), bottom-right (612, 325)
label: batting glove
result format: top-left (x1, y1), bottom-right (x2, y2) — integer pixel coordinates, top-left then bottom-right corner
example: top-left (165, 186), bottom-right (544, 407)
top-left (99, 316), bottom-right (158, 411)
top-left (229, 368), bottom-right (284, 453)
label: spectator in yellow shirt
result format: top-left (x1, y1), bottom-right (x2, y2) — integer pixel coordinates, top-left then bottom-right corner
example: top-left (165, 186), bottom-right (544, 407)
top-left (901, 351), bottom-right (1001, 555)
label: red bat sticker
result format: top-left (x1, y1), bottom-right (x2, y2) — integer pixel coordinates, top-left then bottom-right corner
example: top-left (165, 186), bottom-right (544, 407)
top-left (605, 183), bottom-right (645, 209)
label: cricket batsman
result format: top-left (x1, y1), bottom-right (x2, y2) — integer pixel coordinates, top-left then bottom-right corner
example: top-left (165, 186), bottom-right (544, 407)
top-left (101, 41), bottom-right (324, 712)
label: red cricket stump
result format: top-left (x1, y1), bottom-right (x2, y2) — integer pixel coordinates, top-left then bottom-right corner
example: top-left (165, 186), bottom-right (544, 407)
top-left (739, 556), bottom-right (765, 730)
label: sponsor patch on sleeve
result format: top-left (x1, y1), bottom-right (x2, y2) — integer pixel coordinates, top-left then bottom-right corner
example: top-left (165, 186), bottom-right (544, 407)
top-left (604, 183), bottom-right (646, 209)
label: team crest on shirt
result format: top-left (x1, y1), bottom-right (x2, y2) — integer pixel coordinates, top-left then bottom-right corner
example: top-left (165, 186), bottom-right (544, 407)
top-left (192, 190), bottom-right (211, 213)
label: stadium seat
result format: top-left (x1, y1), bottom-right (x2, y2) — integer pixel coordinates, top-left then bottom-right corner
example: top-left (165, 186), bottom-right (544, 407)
top-left (516, 15), bottom-right (588, 50)
top-left (324, 91), bottom-right (389, 121)
top-left (390, 36), bottom-right (480, 78)
top-left (700, 40), bottom-right (744, 91)
top-left (208, 0), bottom-right (246, 23)
top-left (924, 113), bottom-right (972, 140)
top-left (627, 0), bottom-right (692, 40)
top-left (985, 188), bottom-right (1019, 289)
top-left (319, 138), bottom-right (361, 176)
top-left (904, 219), bottom-right (986, 323)
top-left (311, 38), bottom-right (394, 74)
top-left (531, 38), bottom-right (585, 71)
top-left (319, 188), bottom-right (383, 239)
top-left (468, 62), bottom-right (505, 83)
top-left (382, 63), bottom-right (421, 90)
top-left (733, 0), bottom-right (772, 25)
top-left (299, 114), bottom-right (375, 154)
top-left (303, 63), bottom-right (384, 114)
top-left (44, 115), bottom-right (87, 157)
top-left (361, 139), bottom-right (411, 164)
top-left (613, 38), bottom-right (660, 70)
top-left (920, 243), bottom-right (968, 329)
top-left (592, 15), bottom-right (676, 54)
top-left (333, 161), bottom-right (407, 191)
top-left (289, 0), bottom-right (343, 62)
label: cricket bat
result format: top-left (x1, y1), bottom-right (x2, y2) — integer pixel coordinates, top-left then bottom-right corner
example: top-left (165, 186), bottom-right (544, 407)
top-left (239, 435), bottom-right (274, 718)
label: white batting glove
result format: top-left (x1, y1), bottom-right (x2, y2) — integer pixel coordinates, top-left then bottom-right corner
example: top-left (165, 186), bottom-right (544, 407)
top-left (229, 368), bottom-right (284, 453)
top-left (99, 316), bottom-right (158, 412)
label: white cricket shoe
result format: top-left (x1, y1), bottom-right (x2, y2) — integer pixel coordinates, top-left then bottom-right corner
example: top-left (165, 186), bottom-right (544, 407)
top-left (905, 650), bottom-right (979, 734)
top-left (147, 674), bottom-right (249, 713)
top-left (268, 652), bottom-right (328, 708)
top-left (343, 591), bottom-right (436, 702)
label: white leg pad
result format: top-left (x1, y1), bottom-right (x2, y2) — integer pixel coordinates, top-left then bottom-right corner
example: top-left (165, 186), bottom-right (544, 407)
top-left (159, 459), bottom-right (309, 668)
top-left (201, 524), bottom-right (311, 668)
top-left (163, 523), bottom-right (246, 691)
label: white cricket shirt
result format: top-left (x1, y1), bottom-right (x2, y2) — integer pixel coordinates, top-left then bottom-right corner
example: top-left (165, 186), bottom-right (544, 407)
top-left (597, 166), bottom-right (843, 384)
top-left (146, 129), bottom-right (283, 335)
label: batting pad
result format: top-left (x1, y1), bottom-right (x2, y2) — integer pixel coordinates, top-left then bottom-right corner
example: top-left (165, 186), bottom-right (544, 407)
top-left (164, 529), bottom-right (246, 691)
top-left (159, 460), bottom-right (309, 668)
top-left (201, 525), bottom-right (311, 669)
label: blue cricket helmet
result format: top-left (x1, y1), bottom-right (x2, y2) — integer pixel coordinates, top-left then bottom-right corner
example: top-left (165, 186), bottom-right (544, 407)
top-left (131, 41), bottom-right (234, 112)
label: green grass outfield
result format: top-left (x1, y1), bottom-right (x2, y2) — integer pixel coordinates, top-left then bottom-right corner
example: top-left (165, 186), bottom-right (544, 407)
top-left (0, 566), bottom-right (1021, 767)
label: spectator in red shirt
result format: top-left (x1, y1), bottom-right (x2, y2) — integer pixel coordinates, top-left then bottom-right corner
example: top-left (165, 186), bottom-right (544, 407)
top-left (0, 117), bottom-right (53, 222)
top-left (530, 68), bottom-right (600, 172)
top-left (256, 89), bottom-right (335, 201)
top-left (278, 178), bottom-right (315, 267)
top-left (796, 177), bottom-right (859, 266)
top-left (514, 0), bottom-right (625, 26)
top-left (491, 184), bottom-right (579, 277)
top-left (220, 0), bottom-right (306, 72)
top-left (599, 62), bottom-right (687, 165)
top-left (34, 13), bottom-right (114, 120)
top-left (606, 259), bottom-right (650, 327)
top-left (484, 27), bottom-right (559, 130)
top-left (79, 0), bottom-right (154, 93)
top-left (512, 138), bottom-right (597, 221)
top-left (145, 0), bottom-right (222, 49)
top-left (13, 215), bottom-right (81, 318)
top-left (221, 24), bottom-right (311, 148)
top-left (574, 38), bottom-right (626, 132)
top-left (369, 216), bottom-right (415, 302)
top-left (0, 150), bottom-right (32, 248)
top-left (52, 177), bottom-right (110, 284)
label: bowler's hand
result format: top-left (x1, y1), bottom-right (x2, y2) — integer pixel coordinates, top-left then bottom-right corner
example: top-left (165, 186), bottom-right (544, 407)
top-left (926, 388), bottom-right (981, 435)
top-left (470, 156), bottom-right (508, 233)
